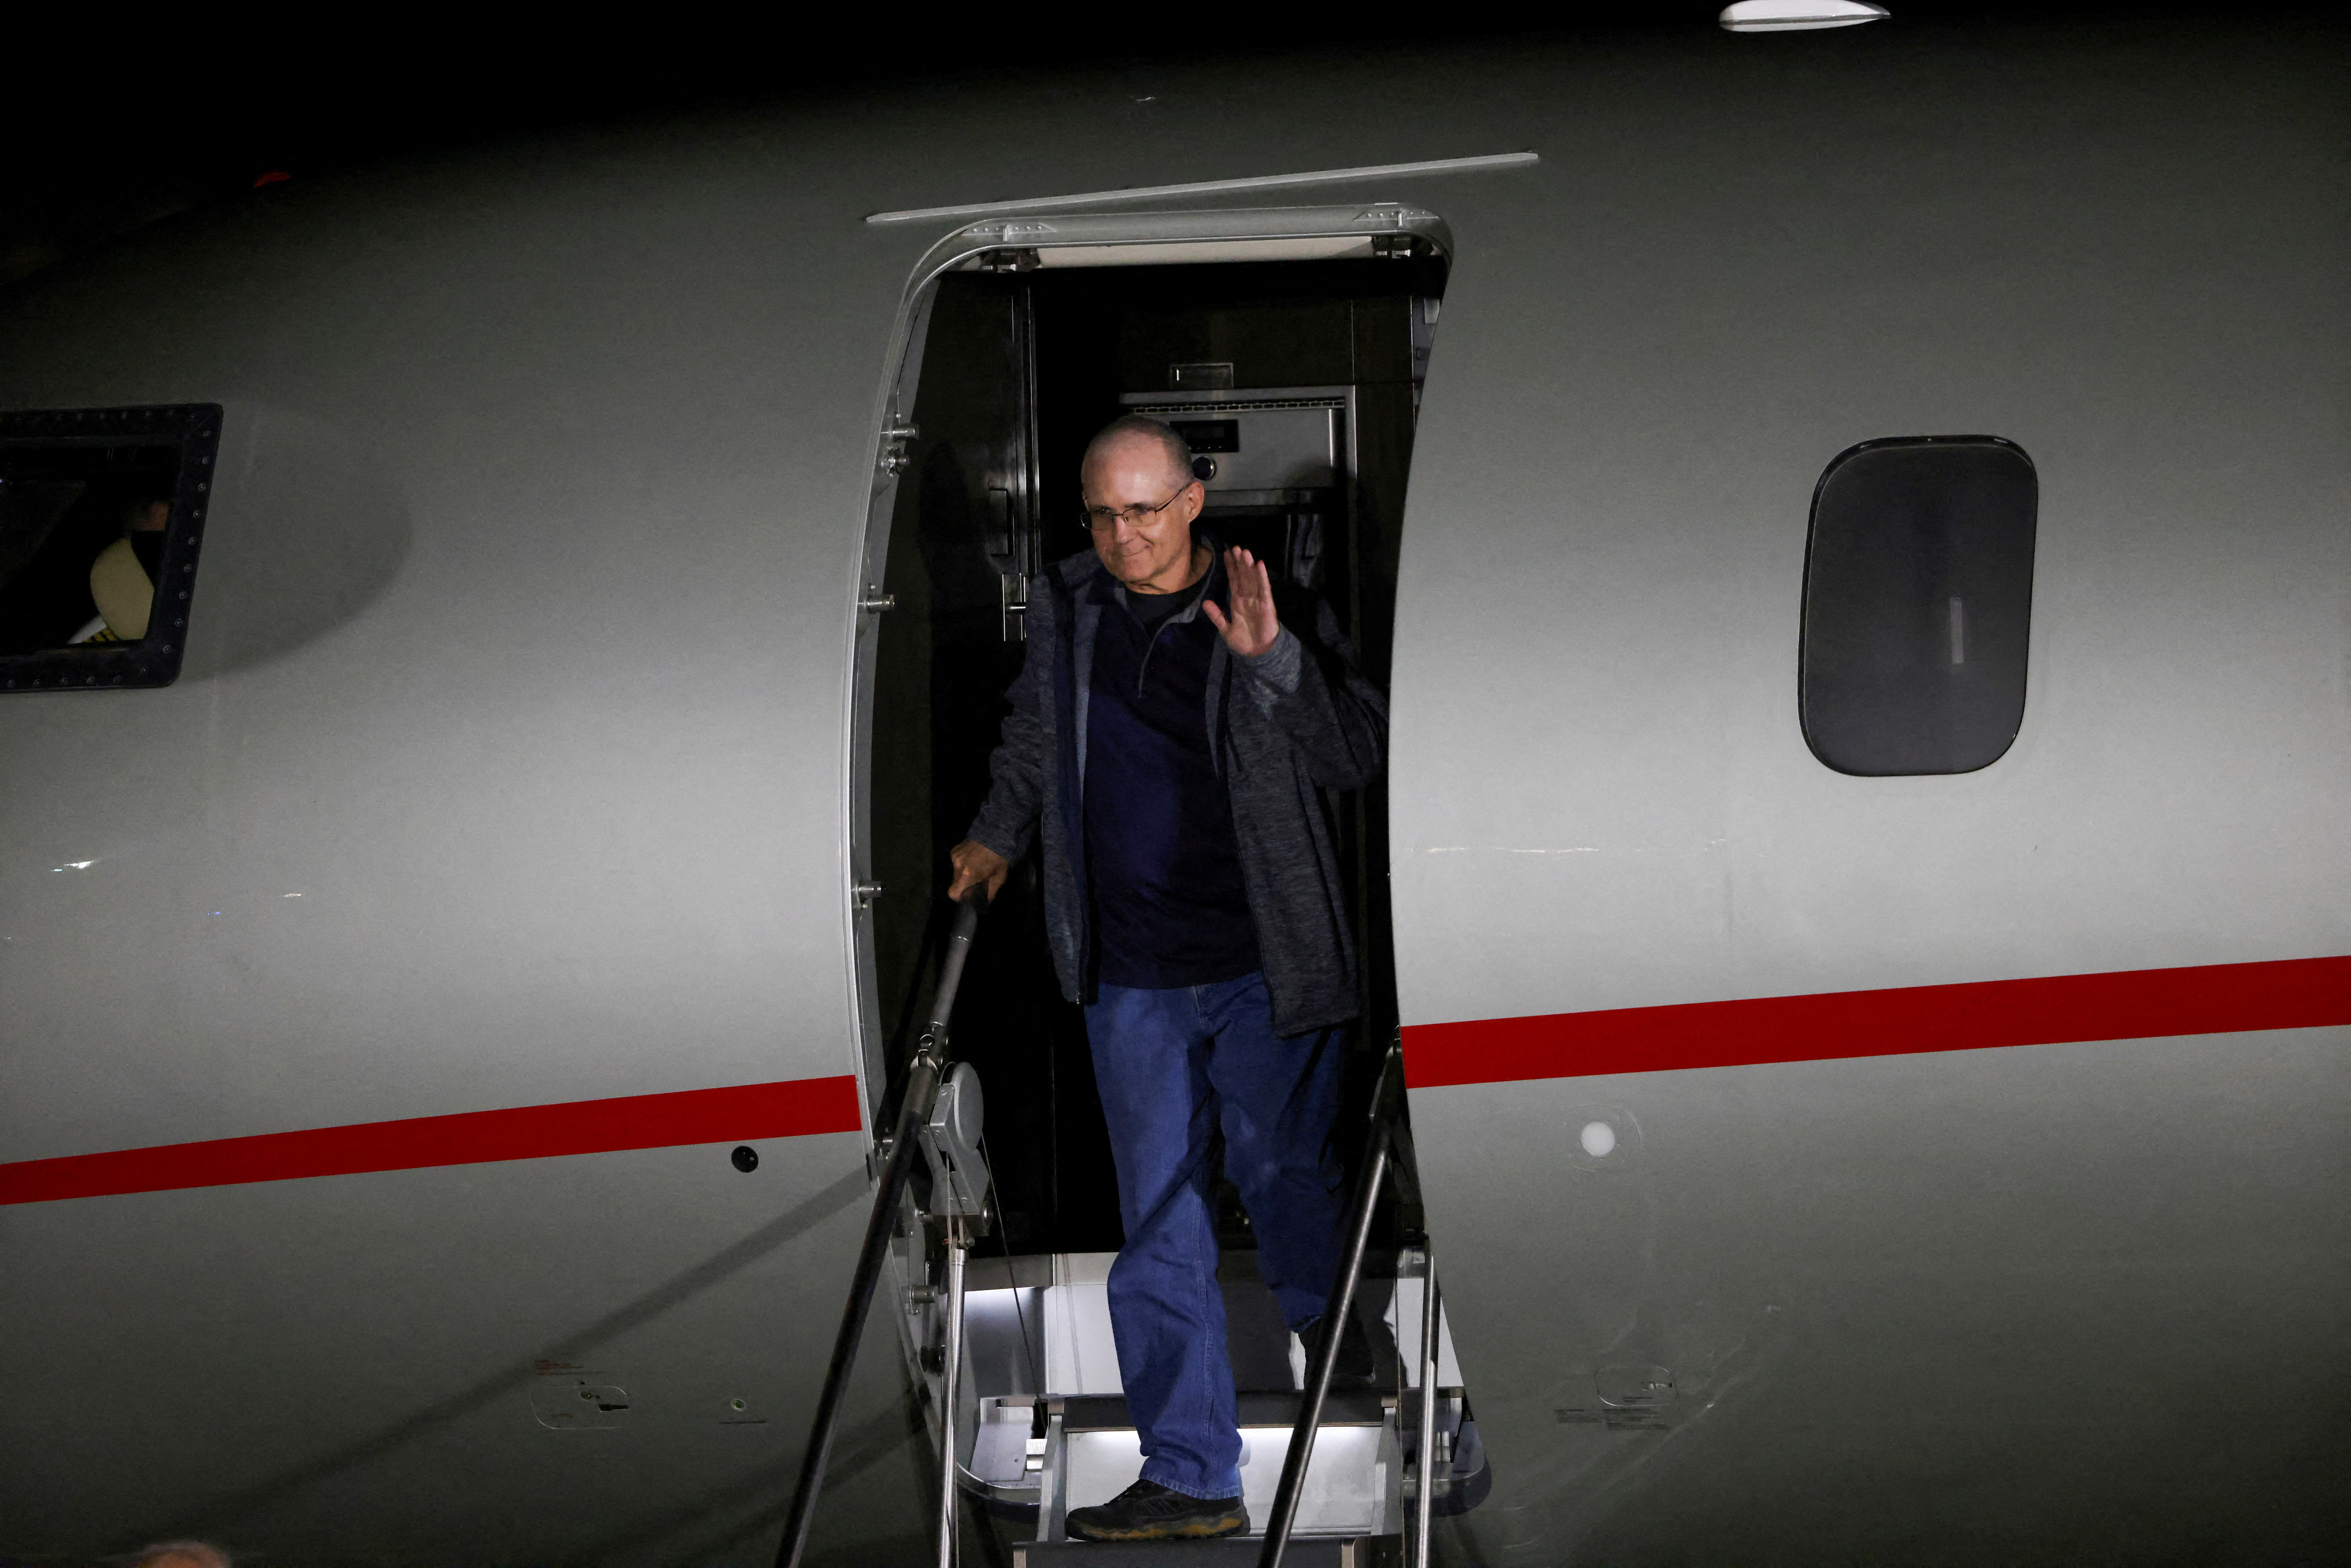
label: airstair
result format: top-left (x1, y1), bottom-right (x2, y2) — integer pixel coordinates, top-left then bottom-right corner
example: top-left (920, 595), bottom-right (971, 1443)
top-left (956, 1247), bottom-right (1487, 1566)
top-left (777, 896), bottom-right (1489, 1568)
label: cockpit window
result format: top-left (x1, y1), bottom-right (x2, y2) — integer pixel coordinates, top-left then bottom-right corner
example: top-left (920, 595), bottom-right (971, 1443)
top-left (0, 405), bottom-right (221, 692)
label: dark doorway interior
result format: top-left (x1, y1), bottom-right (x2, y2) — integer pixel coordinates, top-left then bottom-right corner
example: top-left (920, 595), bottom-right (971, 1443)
top-left (865, 253), bottom-right (1445, 1261)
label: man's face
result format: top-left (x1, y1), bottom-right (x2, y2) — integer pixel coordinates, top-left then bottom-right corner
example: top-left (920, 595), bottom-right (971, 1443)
top-left (1082, 436), bottom-right (1202, 591)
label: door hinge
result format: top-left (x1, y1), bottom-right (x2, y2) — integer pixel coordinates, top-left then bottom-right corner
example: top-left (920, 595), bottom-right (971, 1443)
top-left (879, 424), bottom-right (919, 476)
top-left (852, 882), bottom-right (883, 907)
top-left (860, 587), bottom-right (897, 614)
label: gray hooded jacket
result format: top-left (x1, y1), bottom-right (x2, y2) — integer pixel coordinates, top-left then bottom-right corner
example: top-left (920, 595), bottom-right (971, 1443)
top-left (965, 548), bottom-right (1387, 1037)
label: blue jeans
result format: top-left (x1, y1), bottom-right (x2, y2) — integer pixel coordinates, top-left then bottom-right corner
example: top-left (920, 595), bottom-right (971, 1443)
top-left (1086, 972), bottom-right (1346, 1500)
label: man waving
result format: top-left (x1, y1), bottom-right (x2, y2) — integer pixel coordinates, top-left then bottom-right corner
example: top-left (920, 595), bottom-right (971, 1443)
top-left (950, 414), bottom-right (1386, 1542)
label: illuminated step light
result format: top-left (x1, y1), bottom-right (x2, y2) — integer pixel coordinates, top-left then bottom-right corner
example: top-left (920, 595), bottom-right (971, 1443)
top-left (1720, 0), bottom-right (1888, 29)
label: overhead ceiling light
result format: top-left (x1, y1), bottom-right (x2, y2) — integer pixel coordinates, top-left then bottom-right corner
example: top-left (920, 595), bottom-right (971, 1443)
top-left (1720, 0), bottom-right (1888, 30)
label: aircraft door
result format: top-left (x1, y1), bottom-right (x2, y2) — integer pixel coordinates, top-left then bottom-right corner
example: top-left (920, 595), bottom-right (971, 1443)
top-left (846, 212), bottom-right (1484, 1552)
top-left (856, 271), bottom-right (1115, 1260)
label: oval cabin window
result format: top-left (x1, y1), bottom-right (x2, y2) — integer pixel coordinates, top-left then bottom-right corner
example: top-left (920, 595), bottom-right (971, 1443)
top-left (1799, 435), bottom-right (2037, 775)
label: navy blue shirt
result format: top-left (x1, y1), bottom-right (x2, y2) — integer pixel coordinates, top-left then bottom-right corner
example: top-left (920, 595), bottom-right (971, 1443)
top-left (1083, 563), bottom-right (1261, 989)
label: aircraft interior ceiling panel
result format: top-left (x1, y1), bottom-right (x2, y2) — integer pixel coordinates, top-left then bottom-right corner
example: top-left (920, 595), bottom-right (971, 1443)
top-left (1407, 1028), bottom-right (2351, 1561)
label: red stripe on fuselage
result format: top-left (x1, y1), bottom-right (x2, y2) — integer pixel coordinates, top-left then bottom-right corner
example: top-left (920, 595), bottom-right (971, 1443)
top-left (0, 1075), bottom-right (863, 1206)
top-left (1402, 955), bottom-right (2351, 1090)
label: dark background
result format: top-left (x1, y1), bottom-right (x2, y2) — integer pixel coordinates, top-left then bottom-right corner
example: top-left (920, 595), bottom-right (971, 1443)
top-left (0, 3), bottom-right (2261, 294)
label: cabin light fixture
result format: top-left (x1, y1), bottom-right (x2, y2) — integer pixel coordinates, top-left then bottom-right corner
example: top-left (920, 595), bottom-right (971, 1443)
top-left (1720, 0), bottom-right (1888, 30)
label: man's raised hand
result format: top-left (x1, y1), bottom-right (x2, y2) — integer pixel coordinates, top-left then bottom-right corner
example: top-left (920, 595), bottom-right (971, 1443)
top-left (1202, 546), bottom-right (1281, 658)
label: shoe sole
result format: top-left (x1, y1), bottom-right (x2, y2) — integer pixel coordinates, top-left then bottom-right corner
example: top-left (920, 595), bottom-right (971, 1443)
top-left (1066, 1516), bottom-right (1249, 1542)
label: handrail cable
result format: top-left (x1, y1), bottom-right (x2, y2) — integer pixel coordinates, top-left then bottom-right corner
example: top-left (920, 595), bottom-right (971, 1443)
top-left (1257, 1041), bottom-right (1404, 1568)
top-left (776, 890), bottom-right (987, 1568)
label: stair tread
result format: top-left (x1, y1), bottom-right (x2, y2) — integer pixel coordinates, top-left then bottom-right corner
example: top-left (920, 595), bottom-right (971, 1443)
top-left (1061, 1390), bottom-right (1389, 1432)
top-left (1016, 1536), bottom-right (1367, 1565)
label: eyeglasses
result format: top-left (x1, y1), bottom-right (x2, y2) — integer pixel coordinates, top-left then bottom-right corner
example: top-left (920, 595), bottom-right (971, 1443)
top-left (1078, 482), bottom-right (1193, 533)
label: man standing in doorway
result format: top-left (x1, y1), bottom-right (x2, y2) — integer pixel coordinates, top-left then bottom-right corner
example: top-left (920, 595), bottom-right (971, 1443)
top-left (949, 415), bottom-right (1386, 1542)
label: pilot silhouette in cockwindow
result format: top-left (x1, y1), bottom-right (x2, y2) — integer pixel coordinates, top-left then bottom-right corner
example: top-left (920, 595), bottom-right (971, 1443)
top-left (0, 469), bottom-right (172, 655)
top-left (68, 495), bottom-right (170, 645)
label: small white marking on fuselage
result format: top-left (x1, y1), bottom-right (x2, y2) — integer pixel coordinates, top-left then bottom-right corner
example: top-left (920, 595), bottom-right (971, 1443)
top-left (50, 860), bottom-right (95, 872)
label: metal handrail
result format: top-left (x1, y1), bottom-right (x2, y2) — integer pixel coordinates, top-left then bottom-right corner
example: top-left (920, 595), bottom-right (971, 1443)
top-left (1411, 1256), bottom-right (1442, 1568)
top-left (934, 1215), bottom-right (971, 1568)
top-left (776, 890), bottom-right (987, 1568)
top-left (1258, 1042), bottom-right (1404, 1568)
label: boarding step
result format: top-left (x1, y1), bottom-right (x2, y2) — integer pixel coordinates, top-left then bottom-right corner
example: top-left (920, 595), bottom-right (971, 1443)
top-left (1015, 1537), bottom-right (1376, 1566)
top-left (1038, 1390), bottom-right (1397, 1546)
top-left (1062, 1390), bottom-right (1391, 1430)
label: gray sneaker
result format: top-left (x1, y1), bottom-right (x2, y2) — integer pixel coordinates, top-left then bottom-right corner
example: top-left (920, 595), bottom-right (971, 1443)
top-left (1066, 1479), bottom-right (1249, 1541)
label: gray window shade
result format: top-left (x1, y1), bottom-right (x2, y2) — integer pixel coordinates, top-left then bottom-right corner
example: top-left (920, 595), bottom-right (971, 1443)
top-left (1800, 436), bottom-right (2036, 775)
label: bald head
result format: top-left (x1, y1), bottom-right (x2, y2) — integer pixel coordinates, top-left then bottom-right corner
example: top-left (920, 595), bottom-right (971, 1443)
top-left (1079, 414), bottom-right (1207, 595)
top-left (1083, 415), bottom-right (1193, 491)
